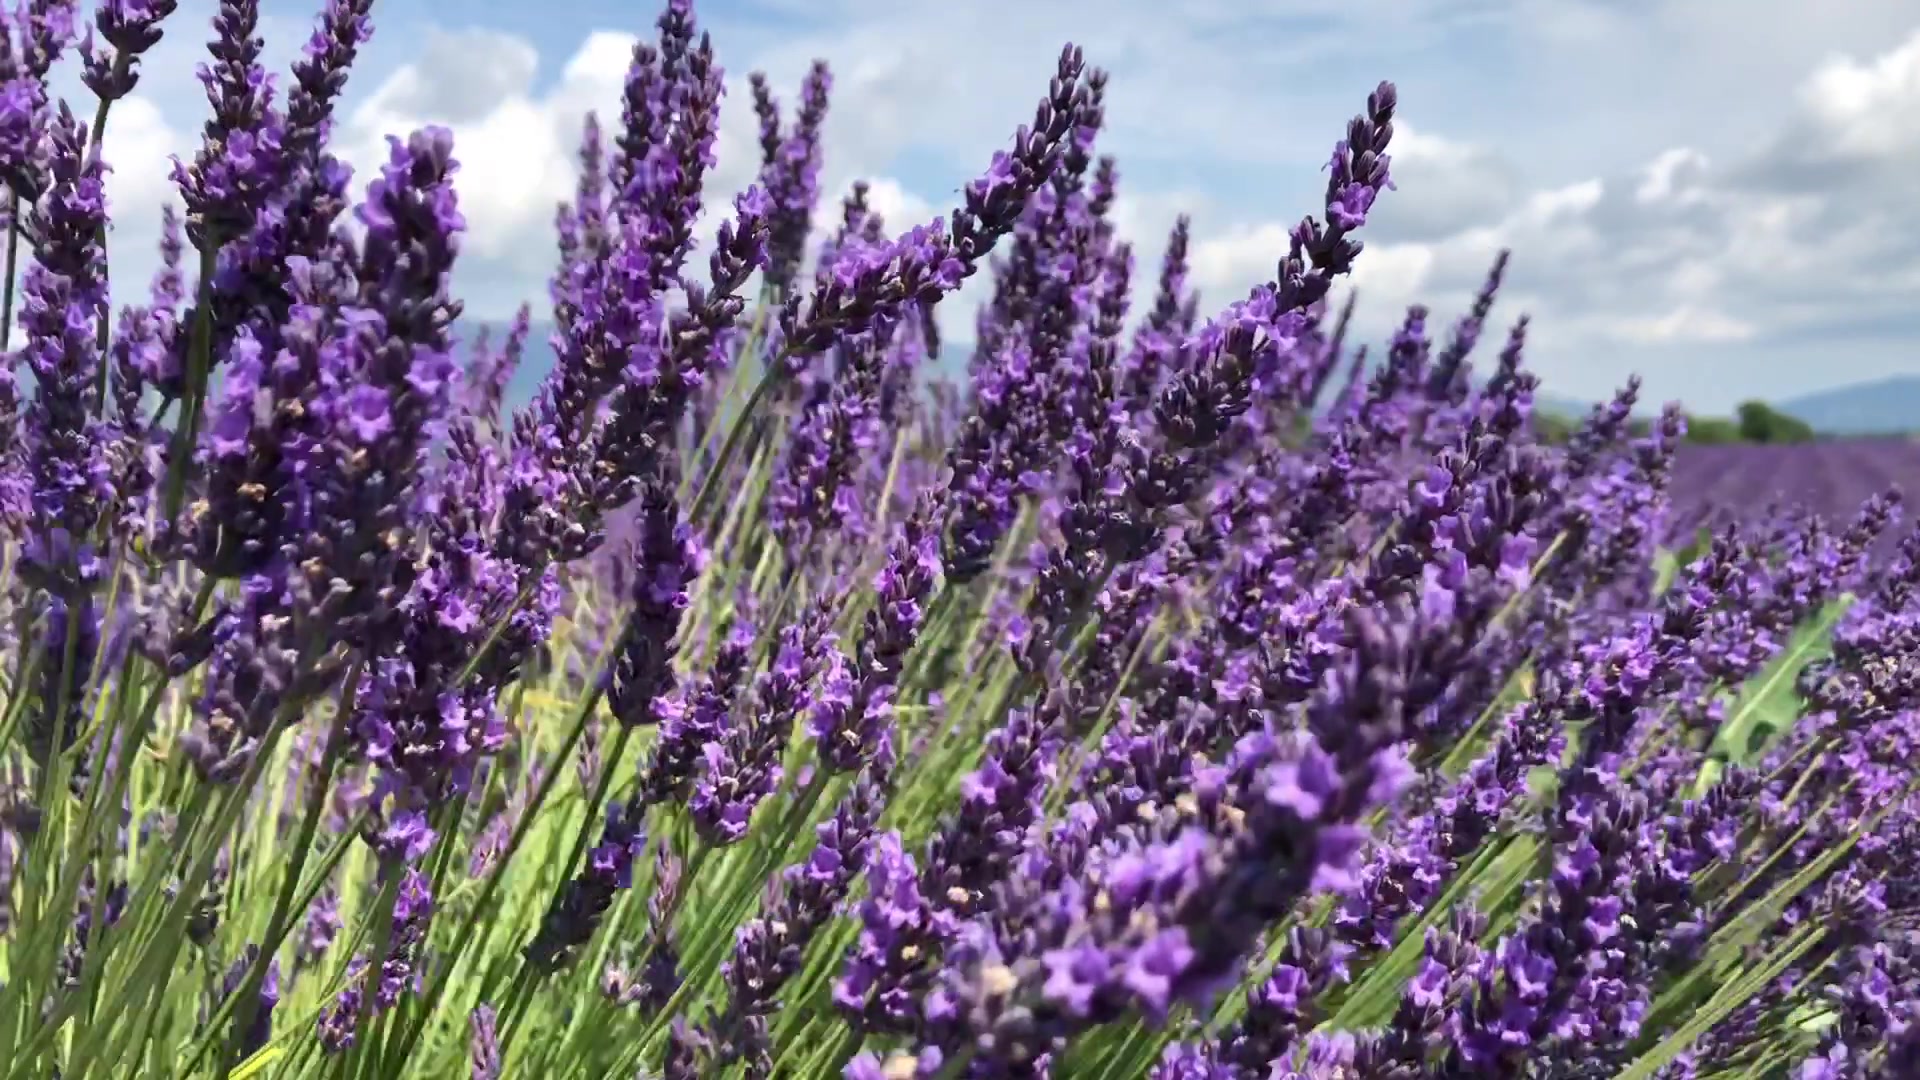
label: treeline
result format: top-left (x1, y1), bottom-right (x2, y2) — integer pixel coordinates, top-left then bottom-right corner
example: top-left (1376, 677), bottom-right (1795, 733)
top-left (1534, 399), bottom-right (1816, 445)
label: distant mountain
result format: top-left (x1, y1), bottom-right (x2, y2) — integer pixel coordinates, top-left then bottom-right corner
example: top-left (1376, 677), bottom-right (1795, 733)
top-left (1778, 376), bottom-right (1920, 436)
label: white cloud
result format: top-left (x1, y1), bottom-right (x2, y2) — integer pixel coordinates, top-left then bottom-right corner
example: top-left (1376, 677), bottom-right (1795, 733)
top-left (1634, 148), bottom-right (1711, 206)
top-left (99, 96), bottom-right (181, 270)
top-left (1188, 223), bottom-right (1291, 302)
top-left (857, 178), bottom-right (935, 236)
top-left (1156, 21), bottom-right (1920, 408)
top-left (335, 29), bottom-right (616, 282)
top-left (1613, 306), bottom-right (1757, 345)
top-left (358, 28), bottom-right (542, 125)
top-left (1512, 179), bottom-right (1605, 225)
top-left (1373, 123), bottom-right (1522, 240)
top-left (15, 0), bottom-right (1918, 411)
top-left (1345, 243), bottom-right (1439, 308)
top-left (1799, 28), bottom-right (1920, 159)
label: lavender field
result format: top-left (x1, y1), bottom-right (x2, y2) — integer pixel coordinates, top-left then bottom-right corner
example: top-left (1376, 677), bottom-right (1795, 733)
top-left (0, 1), bottom-right (1913, 1079)
top-left (1673, 438), bottom-right (1920, 541)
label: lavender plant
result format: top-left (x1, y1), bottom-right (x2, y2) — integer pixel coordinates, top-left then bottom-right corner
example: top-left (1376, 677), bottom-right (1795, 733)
top-left (0, 2), bottom-right (1905, 1079)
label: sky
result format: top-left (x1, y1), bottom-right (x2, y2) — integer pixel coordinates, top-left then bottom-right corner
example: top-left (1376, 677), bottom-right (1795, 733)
top-left (56, 0), bottom-right (1920, 413)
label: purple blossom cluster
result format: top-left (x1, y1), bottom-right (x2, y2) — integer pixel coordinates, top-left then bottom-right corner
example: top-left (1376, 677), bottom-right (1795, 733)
top-left (317, 867), bottom-right (434, 1051)
top-left (0, 2), bottom-right (1909, 1078)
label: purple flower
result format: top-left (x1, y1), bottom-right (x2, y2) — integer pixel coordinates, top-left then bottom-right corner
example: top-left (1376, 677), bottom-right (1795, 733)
top-left (469, 1004), bottom-right (500, 1080)
top-left (301, 125), bottom-right (465, 651)
top-left (837, 830), bottom-right (944, 1032)
top-left (209, 945), bottom-right (280, 1058)
top-left (1426, 250), bottom-right (1509, 404)
top-left (642, 616), bottom-right (752, 806)
top-left (523, 798), bottom-right (647, 974)
top-left (752, 59), bottom-right (832, 293)
top-left (282, 0), bottom-right (374, 167)
top-left (767, 316), bottom-right (894, 553)
top-left (1338, 701), bottom-right (1562, 953)
top-left (707, 773), bottom-right (883, 1075)
top-left (570, 184), bottom-right (770, 548)
top-left (623, 840), bottom-right (686, 1015)
top-left (298, 886), bottom-right (342, 968)
top-left (19, 106), bottom-right (110, 598)
top-left (317, 868), bottom-right (434, 1051)
top-left (778, 46), bottom-right (1089, 358)
top-left (607, 479), bottom-right (703, 726)
top-left (811, 500), bottom-right (941, 773)
top-left (691, 602), bottom-right (835, 844)
top-left (1448, 777), bottom-right (1697, 1072)
top-left (84, 0), bottom-right (181, 103)
top-left (172, 0), bottom-right (285, 245)
top-left (1208, 927), bottom-right (1353, 1071)
top-left (0, 3), bottom-right (77, 203)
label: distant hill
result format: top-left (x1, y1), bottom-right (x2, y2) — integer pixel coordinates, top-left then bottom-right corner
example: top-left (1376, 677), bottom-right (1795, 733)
top-left (1778, 376), bottom-right (1920, 437)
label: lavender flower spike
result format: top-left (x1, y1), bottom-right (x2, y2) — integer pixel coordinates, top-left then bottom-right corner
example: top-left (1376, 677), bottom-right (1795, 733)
top-left (811, 499), bottom-right (942, 772)
top-left (691, 604), bottom-right (835, 843)
top-left (84, 0), bottom-right (181, 103)
top-left (172, 0), bottom-right (284, 246)
top-left (759, 58), bottom-right (832, 294)
top-left (211, 944), bottom-right (281, 1059)
top-left (778, 44), bottom-right (1089, 356)
top-left (20, 105), bottom-right (110, 592)
top-left (607, 479), bottom-right (704, 727)
top-left (523, 797), bottom-right (648, 973)
top-left (709, 773), bottom-right (884, 1077)
top-left (470, 1003), bottom-right (500, 1080)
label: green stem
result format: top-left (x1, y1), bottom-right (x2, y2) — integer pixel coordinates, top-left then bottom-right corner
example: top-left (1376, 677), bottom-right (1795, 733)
top-left (382, 685), bottom-right (607, 1069)
top-left (345, 875), bottom-right (404, 1077)
top-left (495, 969), bottom-right (541, 1066)
top-left (59, 639), bottom-right (322, 1077)
top-left (88, 62), bottom-right (129, 402)
top-left (209, 667), bottom-right (362, 1080)
top-left (495, 723), bottom-right (639, 1061)
top-left (160, 242), bottom-right (222, 523)
top-left (375, 780), bottom-right (486, 1080)
top-left (545, 724), bottom-right (637, 922)
top-left (1, 193), bottom-right (19, 351)
top-left (6, 595), bottom-right (90, 1025)
top-left (690, 360), bottom-right (789, 527)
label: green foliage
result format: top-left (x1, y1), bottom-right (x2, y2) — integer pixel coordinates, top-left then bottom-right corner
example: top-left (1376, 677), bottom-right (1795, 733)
top-left (1692, 597), bottom-right (1852, 798)
top-left (1717, 599), bottom-right (1851, 763)
top-left (1531, 402), bottom-right (1815, 447)
top-left (1736, 400), bottom-right (1817, 444)
top-left (1684, 415), bottom-right (1744, 444)
top-left (1531, 411), bottom-right (1577, 445)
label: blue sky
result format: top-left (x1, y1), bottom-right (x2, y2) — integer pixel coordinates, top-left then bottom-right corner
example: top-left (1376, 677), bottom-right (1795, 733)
top-left (61, 0), bottom-right (1920, 412)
